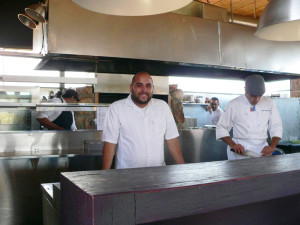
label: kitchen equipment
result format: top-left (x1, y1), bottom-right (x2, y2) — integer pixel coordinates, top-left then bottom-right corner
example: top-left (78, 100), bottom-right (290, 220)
top-left (84, 140), bottom-right (103, 152)
top-left (183, 95), bottom-right (194, 102)
top-left (204, 125), bottom-right (216, 128)
top-left (184, 117), bottom-right (197, 128)
top-left (195, 96), bottom-right (203, 103)
top-left (205, 97), bottom-right (211, 103)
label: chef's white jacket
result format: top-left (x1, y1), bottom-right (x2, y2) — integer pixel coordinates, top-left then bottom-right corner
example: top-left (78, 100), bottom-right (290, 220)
top-left (36, 97), bottom-right (77, 131)
top-left (102, 95), bottom-right (179, 169)
top-left (210, 107), bottom-right (223, 125)
top-left (216, 95), bottom-right (282, 160)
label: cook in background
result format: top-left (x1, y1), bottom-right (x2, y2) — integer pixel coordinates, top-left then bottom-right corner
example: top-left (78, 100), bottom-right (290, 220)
top-left (48, 91), bottom-right (55, 99)
top-left (216, 75), bottom-right (282, 160)
top-left (206, 97), bottom-right (223, 125)
top-left (36, 89), bottom-right (80, 130)
top-left (102, 71), bottom-right (185, 170)
top-left (55, 90), bottom-right (63, 98)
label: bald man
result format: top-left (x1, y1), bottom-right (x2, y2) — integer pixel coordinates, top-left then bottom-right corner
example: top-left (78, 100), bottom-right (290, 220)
top-left (102, 72), bottom-right (185, 169)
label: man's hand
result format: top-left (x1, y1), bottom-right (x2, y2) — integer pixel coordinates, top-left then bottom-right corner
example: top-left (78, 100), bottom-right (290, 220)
top-left (231, 144), bottom-right (245, 155)
top-left (261, 146), bottom-right (275, 156)
top-left (166, 138), bottom-right (185, 164)
top-left (222, 137), bottom-right (245, 155)
top-left (206, 105), bottom-right (212, 113)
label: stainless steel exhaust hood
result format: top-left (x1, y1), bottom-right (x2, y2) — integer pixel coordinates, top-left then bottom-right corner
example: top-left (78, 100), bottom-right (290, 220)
top-left (33, 0), bottom-right (300, 81)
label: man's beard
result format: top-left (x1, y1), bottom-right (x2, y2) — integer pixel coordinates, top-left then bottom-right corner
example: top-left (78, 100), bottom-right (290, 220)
top-left (131, 91), bottom-right (152, 105)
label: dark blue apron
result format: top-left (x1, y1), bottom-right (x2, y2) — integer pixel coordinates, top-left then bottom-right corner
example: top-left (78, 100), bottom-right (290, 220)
top-left (52, 98), bottom-right (73, 130)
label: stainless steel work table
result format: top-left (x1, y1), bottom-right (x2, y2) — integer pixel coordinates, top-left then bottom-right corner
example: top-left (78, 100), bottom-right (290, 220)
top-left (0, 149), bottom-right (102, 225)
top-left (0, 149), bottom-right (102, 159)
top-left (61, 153), bottom-right (300, 225)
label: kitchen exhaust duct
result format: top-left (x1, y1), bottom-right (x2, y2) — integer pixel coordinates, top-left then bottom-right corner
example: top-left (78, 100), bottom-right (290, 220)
top-left (33, 0), bottom-right (300, 81)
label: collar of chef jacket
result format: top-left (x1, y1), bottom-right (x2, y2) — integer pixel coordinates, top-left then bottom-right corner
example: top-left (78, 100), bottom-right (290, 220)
top-left (242, 94), bottom-right (251, 106)
top-left (126, 94), bottom-right (153, 116)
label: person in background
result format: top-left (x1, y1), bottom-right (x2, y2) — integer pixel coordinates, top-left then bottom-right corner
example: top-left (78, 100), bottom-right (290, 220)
top-left (55, 90), bottom-right (63, 98)
top-left (36, 89), bottom-right (80, 130)
top-left (102, 71), bottom-right (185, 169)
top-left (216, 75), bottom-right (283, 160)
top-left (48, 91), bottom-right (55, 99)
top-left (206, 97), bottom-right (223, 125)
top-left (41, 96), bottom-right (47, 102)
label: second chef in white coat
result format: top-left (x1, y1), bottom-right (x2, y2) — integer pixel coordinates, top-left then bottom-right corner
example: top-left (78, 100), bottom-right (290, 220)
top-left (216, 75), bottom-right (283, 160)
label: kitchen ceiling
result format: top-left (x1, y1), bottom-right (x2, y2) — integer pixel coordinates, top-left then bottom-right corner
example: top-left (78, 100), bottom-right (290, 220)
top-left (197, 0), bottom-right (269, 18)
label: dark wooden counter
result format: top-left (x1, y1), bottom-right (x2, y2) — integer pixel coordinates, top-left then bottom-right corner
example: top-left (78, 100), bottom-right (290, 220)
top-left (61, 153), bottom-right (300, 225)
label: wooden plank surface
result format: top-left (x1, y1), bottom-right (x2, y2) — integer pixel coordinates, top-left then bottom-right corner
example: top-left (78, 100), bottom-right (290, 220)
top-left (61, 153), bottom-right (300, 225)
top-left (142, 193), bottom-right (300, 225)
top-left (62, 154), bottom-right (300, 195)
top-left (135, 170), bottom-right (300, 223)
top-left (61, 177), bottom-right (94, 225)
top-left (93, 194), bottom-right (136, 225)
top-left (197, 0), bottom-right (269, 17)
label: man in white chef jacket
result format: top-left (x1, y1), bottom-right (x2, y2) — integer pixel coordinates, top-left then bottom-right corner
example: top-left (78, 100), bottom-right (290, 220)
top-left (102, 71), bottom-right (185, 169)
top-left (216, 75), bottom-right (283, 160)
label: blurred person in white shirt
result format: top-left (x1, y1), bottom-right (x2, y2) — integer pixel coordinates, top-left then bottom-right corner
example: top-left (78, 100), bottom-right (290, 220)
top-left (206, 97), bottom-right (223, 125)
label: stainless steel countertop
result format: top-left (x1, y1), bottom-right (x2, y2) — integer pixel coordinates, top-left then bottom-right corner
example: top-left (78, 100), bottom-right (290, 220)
top-left (0, 149), bottom-right (102, 159)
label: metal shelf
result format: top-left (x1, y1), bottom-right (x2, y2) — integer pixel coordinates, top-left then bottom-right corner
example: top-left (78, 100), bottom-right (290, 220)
top-left (182, 102), bottom-right (209, 105)
top-left (0, 103), bottom-right (36, 107)
top-left (0, 103), bottom-right (110, 111)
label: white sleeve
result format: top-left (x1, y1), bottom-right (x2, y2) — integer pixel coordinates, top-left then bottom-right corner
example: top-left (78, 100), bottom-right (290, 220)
top-left (164, 103), bottom-right (179, 140)
top-left (102, 104), bottom-right (120, 144)
top-left (36, 111), bottom-right (50, 119)
top-left (36, 98), bottom-right (56, 119)
top-left (268, 101), bottom-right (283, 139)
top-left (71, 112), bottom-right (77, 131)
top-left (216, 104), bottom-right (233, 140)
top-left (217, 110), bottom-right (223, 123)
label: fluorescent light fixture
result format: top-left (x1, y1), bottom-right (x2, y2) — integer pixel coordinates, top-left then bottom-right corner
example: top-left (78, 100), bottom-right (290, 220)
top-left (2, 76), bottom-right (97, 84)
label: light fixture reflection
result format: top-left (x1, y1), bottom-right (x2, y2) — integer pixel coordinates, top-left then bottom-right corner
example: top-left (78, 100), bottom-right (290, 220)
top-left (72, 0), bottom-right (193, 16)
top-left (255, 0), bottom-right (300, 41)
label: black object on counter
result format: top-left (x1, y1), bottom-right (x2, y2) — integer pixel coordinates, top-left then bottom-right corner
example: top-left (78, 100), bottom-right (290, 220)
top-left (277, 141), bottom-right (300, 154)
